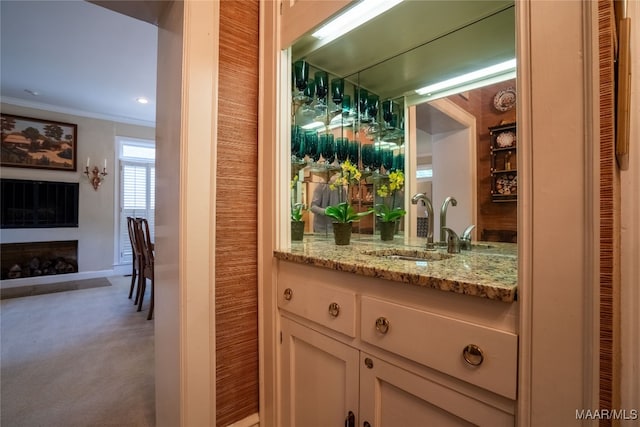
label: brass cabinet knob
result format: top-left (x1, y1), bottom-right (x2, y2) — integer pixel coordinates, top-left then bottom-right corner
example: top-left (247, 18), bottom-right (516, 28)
top-left (375, 317), bottom-right (390, 334)
top-left (462, 344), bottom-right (484, 366)
top-left (328, 302), bottom-right (340, 317)
top-left (283, 288), bottom-right (293, 301)
top-left (364, 357), bottom-right (374, 369)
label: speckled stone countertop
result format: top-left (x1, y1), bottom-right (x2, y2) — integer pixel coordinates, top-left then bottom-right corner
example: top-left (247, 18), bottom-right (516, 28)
top-left (274, 234), bottom-right (517, 303)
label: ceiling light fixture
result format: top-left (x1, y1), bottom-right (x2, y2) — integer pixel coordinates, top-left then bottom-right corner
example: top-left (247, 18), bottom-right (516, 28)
top-left (312, 0), bottom-right (404, 43)
top-left (136, 97), bottom-right (149, 104)
top-left (415, 59), bottom-right (516, 96)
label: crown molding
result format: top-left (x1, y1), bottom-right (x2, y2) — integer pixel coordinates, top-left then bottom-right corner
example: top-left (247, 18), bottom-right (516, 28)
top-left (0, 96), bottom-right (156, 128)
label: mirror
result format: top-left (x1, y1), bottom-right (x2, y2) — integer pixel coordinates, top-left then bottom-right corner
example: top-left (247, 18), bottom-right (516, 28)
top-left (289, 0), bottom-right (516, 244)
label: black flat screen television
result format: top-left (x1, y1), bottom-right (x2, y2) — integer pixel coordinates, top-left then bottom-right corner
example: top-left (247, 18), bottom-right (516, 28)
top-left (1, 178), bottom-right (79, 228)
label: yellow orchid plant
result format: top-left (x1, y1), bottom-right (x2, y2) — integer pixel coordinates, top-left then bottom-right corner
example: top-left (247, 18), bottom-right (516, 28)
top-left (375, 170), bottom-right (406, 223)
top-left (325, 159), bottom-right (373, 223)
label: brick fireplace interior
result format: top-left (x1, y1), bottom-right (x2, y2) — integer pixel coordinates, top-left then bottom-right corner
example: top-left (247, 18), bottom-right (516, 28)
top-left (1, 240), bottom-right (79, 280)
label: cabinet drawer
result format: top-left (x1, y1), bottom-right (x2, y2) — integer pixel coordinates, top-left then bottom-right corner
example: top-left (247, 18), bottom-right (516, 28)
top-left (278, 279), bottom-right (357, 337)
top-left (361, 295), bottom-right (518, 399)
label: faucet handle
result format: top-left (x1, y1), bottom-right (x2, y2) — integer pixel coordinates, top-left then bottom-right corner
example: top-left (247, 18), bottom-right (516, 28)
top-left (441, 227), bottom-right (461, 254)
top-left (460, 225), bottom-right (475, 250)
top-left (461, 224), bottom-right (476, 240)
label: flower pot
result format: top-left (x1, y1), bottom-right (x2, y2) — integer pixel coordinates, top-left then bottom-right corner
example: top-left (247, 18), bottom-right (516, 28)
top-left (291, 221), bottom-right (305, 241)
top-left (379, 221), bottom-right (396, 241)
top-left (332, 222), bottom-right (352, 245)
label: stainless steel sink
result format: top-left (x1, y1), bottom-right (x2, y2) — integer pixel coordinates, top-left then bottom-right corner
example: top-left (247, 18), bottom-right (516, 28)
top-left (361, 249), bottom-right (453, 262)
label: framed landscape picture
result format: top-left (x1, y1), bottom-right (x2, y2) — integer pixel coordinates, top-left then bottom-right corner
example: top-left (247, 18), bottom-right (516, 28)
top-left (1, 114), bottom-right (77, 171)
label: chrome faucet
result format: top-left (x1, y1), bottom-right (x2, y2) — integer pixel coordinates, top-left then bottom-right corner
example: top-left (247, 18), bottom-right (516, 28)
top-left (441, 227), bottom-right (460, 254)
top-left (460, 225), bottom-right (476, 250)
top-left (439, 197), bottom-right (457, 243)
top-left (411, 193), bottom-right (435, 250)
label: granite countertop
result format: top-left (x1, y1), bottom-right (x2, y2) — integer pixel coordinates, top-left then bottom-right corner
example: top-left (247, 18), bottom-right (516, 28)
top-left (274, 234), bottom-right (517, 303)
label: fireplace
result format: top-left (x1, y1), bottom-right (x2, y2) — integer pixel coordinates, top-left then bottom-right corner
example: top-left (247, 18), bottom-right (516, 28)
top-left (0, 240), bottom-right (78, 280)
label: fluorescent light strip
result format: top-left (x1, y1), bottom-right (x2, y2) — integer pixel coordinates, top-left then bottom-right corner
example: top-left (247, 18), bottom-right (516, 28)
top-left (415, 59), bottom-right (516, 96)
top-left (301, 121), bottom-right (326, 130)
top-left (312, 0), bottom-right (404, 42)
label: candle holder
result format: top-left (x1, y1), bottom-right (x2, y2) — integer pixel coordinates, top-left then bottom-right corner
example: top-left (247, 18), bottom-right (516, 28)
top-left (84, 165), bottom-right (108, 190)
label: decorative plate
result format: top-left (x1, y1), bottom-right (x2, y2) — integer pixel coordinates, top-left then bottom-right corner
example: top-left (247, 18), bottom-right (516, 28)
top-left (496, 131), bottom-right (516, 148)
top-left (493, 87), bottom-right (516, 112)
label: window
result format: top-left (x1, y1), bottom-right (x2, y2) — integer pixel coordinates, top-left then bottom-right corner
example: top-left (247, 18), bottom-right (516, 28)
top-left (117, 137), bottom-right (155, 265)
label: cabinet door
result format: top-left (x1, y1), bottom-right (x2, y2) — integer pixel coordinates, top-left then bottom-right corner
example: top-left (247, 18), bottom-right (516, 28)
top-left (281, 317), bottom-right (360, 427)
top-left (359, 353), bottom-right (514, 427)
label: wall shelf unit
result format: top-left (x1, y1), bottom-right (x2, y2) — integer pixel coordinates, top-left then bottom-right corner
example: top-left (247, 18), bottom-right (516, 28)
top-left (489, 123), bottom-right (517, 203)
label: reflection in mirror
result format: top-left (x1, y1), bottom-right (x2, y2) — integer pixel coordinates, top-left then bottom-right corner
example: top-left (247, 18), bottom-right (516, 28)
top-left (288, 1), bottom-right (516, 246)
top-left (290, 64), bottom-right (406, 240)
top-left (410, 80), bottom-right (517, 246)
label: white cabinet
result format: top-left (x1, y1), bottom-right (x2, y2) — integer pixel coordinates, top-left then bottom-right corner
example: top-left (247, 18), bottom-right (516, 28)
top-left (277, 261), bottom-right (517, 427)
top-left (280, 317), bottom-right (359, 427)
top-left (359, 353), bottom-right (513, 427)
top-left (360, 295), bottom-right (518, 399)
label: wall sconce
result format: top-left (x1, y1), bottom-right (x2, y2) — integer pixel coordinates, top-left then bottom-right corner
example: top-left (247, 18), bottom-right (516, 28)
top-left (84, 158), bottom-right (108, 191)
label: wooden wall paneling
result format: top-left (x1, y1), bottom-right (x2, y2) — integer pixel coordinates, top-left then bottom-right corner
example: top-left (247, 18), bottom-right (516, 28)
top-left (216, 1), bottom-right (260, 426)
top-left (597, 0), bottom-right (619, 416)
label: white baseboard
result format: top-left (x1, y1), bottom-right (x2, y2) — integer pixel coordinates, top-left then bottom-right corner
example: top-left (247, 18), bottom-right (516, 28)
top-left (0, 268), bottom-right (121, 289)
top-left (226, 413), bottom-right (259, 427)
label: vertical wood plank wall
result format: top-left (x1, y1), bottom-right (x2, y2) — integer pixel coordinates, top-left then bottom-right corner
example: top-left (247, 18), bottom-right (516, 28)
top-left (216, 1), bottom-right (260, 425)
top-left (597, 0), bottom-right (618, 420)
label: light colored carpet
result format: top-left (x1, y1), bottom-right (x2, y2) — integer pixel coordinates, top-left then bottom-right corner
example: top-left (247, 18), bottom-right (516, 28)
top-left (1, 275), bottom-right (155, 427)
top-left (1, 277), bottom-right (112, 300)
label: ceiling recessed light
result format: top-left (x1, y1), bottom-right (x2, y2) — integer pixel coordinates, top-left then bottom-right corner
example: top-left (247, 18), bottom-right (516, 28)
top-left (136, 97), bottom-right (149, 104)
top-left (24, 89), bottom-right (40, 96)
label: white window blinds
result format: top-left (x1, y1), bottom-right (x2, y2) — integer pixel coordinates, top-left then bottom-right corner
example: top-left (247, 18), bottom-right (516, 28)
top-left (118, 138), bottom-right (155, 264)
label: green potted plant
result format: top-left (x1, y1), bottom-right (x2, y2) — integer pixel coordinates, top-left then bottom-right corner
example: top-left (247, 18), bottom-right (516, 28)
top-left (324, 202), bottom-right (372, 245)
top-left (291, 202), bottom-right (306, 241)
top-left (374, 170), bottom-right (406, 241)
top-left (324, 159), bottom-right (373, 245)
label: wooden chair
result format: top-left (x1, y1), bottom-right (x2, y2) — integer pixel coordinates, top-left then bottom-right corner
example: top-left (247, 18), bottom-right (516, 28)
top-left (126, 217), bottom-right (143, 301)
top-left (134, 218), bottom-right (155, 320)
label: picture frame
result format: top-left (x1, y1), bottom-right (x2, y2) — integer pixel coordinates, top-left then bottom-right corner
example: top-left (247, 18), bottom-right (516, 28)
top-left (1, 114), bottom-right (77, 171)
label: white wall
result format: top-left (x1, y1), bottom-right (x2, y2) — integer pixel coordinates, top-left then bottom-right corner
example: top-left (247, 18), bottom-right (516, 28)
top-left (523, 1), bottom-right (593, 423)
top-left (431, 128), bottom-right (473, 240)
top-left (620, 0), bottom-right (640, 412)
top-left (0, 103), bottom-right (154, 276)
top-left (154, 2), bottom-right (182, 425)
top-left (155, 1), bottom-right (219, 425)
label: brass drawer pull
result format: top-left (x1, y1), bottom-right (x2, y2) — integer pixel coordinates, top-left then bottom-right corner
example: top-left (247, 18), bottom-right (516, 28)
top-left (462, 344), bottom-right (484, 366)
top-left (328, 302), bottom-right (340, 317)
top-left (375, 317), bottom-right (390, 334)
top-left (283, 288), bottom-right (293, 301)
